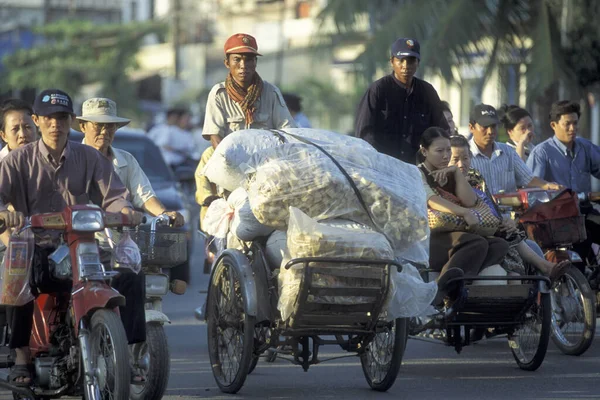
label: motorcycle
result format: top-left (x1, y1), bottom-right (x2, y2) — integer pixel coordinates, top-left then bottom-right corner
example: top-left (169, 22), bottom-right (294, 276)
top-left (0, 204), bottom-right (140, 399)
top-left (495, 188), bottom-right (597, 356)
top-left (105, 214), bottom-right (188, 400)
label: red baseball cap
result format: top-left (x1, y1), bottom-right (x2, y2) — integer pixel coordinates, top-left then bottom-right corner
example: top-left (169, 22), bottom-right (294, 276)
top-left (224, 33), bottom-right (262, 56)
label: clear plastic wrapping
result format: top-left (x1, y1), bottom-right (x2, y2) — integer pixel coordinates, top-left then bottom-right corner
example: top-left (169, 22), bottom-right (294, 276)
top-left (277, 208), bottom-right (394, 321)
top-left (203, 128), bottom-right (374, 192)
top-left (246, 143), bottom-right (428, 251)
top-left (0, 228), bottom-right (35, 306)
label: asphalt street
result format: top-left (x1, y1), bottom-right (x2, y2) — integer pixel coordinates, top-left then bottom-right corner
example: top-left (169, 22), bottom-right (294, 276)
top-left (162, 238), bottom-right (600, 400)
top-left (2, 235), bottom-right (600, 399)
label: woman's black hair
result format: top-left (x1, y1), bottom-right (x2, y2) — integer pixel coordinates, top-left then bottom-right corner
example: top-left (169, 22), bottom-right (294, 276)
top-left (416, 126), bottom-right (450, 164)
top-left (498, 104), bottom-right (531, 132)
top-left (449, 134), bottom-right (470, 149)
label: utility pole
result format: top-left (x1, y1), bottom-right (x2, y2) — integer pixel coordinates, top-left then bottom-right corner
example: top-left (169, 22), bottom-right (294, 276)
top-left (274, 0), bottom-right (286, 86)
top-left (173, 0), bottom-right (182, 80)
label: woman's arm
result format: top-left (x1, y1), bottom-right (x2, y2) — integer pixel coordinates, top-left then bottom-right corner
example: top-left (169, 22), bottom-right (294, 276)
top-left (427, 195), bottom-right (480, 226)
top-left (429, 166), bottom-right (477, 207)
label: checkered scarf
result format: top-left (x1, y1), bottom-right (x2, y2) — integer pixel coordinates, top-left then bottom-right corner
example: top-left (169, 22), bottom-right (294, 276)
top-left (225, 72), bottom-right (264, 125)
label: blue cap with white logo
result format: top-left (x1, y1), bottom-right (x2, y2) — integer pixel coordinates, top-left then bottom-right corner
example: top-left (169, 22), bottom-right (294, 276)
top-left (33, 89), bottom-right (74, 116)
top-left (391, 37), bottom-right (420, 60)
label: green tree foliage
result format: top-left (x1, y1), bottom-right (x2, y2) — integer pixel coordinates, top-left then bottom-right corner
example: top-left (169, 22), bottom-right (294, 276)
top-left (318, 0), bottom-right (598, 103)
top-left (1, 20), bottom-right (166, 116)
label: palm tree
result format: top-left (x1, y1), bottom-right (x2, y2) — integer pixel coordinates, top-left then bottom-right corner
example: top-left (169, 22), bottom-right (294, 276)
top-left (317, 0), bottom-right (591, 105)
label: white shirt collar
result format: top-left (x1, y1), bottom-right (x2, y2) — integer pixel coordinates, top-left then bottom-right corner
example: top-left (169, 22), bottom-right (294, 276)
top-left (0, 145), bottom-right (10, 161)
top-left (81, 139), bottom-right (128, 168)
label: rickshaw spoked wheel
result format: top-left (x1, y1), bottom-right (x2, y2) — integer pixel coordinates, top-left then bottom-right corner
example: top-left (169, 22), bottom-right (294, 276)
top-left (508, 291), bottom-right (551, 371)
top-left (360, 318), bottom-right (407, 392)
top-left (206, 255), bottom-right (255, 394)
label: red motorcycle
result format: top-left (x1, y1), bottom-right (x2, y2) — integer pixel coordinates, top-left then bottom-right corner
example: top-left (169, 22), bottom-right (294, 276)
top-left (0, 204), bottom-right (141, 400)
top-left (495, 188), bottom-right (597, 356)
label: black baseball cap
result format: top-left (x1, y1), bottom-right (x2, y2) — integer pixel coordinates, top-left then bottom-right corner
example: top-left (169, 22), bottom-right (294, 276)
top-left (391, 37), bottom-right (420, 60)
top-left (470, 104), bottom-right (500, 127)
top-left (33, 89), bottom-right (74, 116)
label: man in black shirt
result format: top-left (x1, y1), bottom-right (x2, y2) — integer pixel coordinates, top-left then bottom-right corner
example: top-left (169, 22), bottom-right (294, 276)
top-left (355, 37), bottom-right (448, 164)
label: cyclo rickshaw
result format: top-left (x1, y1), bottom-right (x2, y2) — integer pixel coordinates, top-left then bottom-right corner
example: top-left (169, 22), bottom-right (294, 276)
top-left (204, 239), bottom-right (407, 394)
top-left (205, 234), bottom-right (553, 395)
top-left (408, 264), bottom-right (552, 371)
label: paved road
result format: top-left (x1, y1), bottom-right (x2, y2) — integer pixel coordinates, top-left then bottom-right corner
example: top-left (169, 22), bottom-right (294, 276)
top-left (161, 241), bottom-right (600, 400)
top-left (3, 237), bottom-right (600, 399)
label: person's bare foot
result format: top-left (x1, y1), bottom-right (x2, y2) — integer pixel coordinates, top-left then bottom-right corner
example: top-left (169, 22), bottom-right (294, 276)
top-left (12, 347), bottom-right (31, 384)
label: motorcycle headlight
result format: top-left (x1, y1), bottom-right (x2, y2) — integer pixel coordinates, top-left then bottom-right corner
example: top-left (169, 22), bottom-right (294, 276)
top-left (76, 242), bottom-right (104, 278)
top-left (527, 191), bottom-right (551, 207)
top-left (145, 274), bottom-right (169, 296)
top-left (72, 210), bottom-right (105, 231)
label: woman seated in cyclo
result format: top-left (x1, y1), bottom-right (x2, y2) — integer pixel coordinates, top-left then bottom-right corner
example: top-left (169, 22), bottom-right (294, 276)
top-left (418, 127), bottom-right (509, 304)
top-left (447, 134), bottom-right (570, 281)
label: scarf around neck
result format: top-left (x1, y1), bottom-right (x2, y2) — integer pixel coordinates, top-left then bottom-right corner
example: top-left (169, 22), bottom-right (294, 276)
top-left (225, 72), bottom-right (264, 125)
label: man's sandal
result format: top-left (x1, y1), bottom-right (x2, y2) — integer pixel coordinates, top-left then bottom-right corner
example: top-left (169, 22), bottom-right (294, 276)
top-left (8, 364), bottom-right (33, 387)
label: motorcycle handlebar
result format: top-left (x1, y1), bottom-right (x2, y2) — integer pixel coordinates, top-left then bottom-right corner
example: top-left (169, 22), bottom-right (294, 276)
top-left (104, 213), bottom-right (147, 228)
top-left (587, 192), bottom-right (600, 203)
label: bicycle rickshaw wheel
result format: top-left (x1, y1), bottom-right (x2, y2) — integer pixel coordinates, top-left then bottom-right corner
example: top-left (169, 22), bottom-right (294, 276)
top-left (550, 266), bottom-right (596, 356)
top-left (360, 318), bottom-right (407, 392)
top-left (509, 291), bottom-right (551, 371)
top-left (207, 255), bottom-right (255, 394)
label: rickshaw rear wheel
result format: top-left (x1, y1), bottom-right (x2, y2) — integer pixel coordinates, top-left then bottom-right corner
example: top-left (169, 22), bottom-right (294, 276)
top-left (207, 255), bottom-right (255, 394)
top-left (509, 291), bottom-right (551, 371)
top-left (550, 266), bottom-right (596, 356)
top-left (360, 318), bottom-right (407, 392)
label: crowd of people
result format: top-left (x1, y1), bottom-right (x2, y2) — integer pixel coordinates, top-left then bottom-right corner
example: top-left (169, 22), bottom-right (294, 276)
top-left (0, 29), bottom-right (599, 390)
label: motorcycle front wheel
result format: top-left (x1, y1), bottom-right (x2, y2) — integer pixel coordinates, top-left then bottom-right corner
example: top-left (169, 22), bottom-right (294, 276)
top-left (130, 322), bottom-right (171, 400)
top-left (85, 309), bottom-right (131, 400)
top-left (550, 266), bottom-right (597, 356)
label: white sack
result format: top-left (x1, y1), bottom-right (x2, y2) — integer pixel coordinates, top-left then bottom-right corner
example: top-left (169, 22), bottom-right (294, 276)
top-left (227, 187), bottom-right (274, 241)
top-left (203, 128), bottom-right (373, 191)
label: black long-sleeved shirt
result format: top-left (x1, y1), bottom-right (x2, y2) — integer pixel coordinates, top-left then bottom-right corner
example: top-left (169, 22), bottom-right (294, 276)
top-left (355, 74), bottom-right (448, 164)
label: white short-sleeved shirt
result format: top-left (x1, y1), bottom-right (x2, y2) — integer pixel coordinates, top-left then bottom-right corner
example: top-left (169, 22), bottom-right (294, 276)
top-left (0, 146), bottom-right (9, 162)
top-left (147, 124), bottom-right (195, 166)
top-left (469, 140), bottom-right (534, 195)
top-left (82, 140), bottom-right (156, 209)
top-left (202, 80), bottom-right (296, 139)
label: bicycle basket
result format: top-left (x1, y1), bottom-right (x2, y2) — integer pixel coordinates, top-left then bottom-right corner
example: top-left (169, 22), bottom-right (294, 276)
top-left (111, 230), bottom-right (188, 268)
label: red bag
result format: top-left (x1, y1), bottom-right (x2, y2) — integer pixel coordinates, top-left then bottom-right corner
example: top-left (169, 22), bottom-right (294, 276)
top-left (519, 189), bottom-right (585, 247)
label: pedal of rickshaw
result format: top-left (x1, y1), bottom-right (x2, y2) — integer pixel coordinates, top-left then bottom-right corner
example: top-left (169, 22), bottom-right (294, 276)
top-left (292, 336), bottom-right (320, 372)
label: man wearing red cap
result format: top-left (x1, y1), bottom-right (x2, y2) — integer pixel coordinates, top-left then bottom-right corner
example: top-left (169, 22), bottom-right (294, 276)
top-left (201, 33), bottom-right (295, 149)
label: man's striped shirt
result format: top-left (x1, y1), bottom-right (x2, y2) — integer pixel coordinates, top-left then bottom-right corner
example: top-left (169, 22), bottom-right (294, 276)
top-left (469, 140), bottom-right (534, 194)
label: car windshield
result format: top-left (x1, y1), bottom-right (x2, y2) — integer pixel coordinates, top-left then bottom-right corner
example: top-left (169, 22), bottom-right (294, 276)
top-left (112, 137), bottom-right (174, 184)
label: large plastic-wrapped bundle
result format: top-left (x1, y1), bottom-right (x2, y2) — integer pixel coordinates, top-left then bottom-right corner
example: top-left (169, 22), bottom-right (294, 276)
top-left (278, 208), bottom-right (394, 321)
top-left (203, 128), bottom-right (373, 191)
top-left (246, 143), bottom-right (428, 251)
top-left (246, 144), bottom-right (359, 230)
top-left (227, 188), bottom-right (274, 241)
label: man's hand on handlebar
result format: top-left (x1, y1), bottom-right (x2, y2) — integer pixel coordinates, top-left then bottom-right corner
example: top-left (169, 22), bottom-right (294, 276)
top-left (0, 211), bottom-right (25, 232)
top-left (163, 210), bottom-right (185, 228)
top-left (121, 207), bottom-right (145, 226)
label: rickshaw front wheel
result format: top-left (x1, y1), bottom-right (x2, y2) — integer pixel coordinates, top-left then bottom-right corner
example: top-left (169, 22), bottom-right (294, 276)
top-left (509, 291), bottom-right (551, 371)
top-left (207, 255), bottom-right (255, 394)
top-left (360, 318), bottom-right (407, 392)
